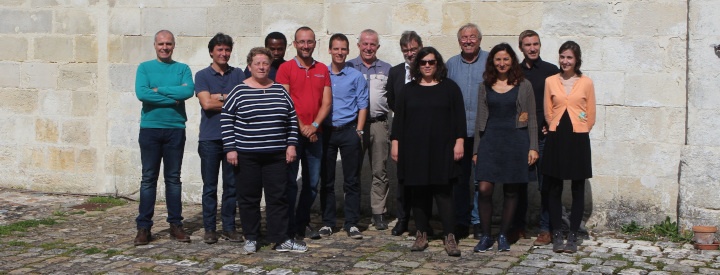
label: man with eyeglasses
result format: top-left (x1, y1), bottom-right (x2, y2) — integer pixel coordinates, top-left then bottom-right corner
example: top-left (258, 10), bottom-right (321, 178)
top-left (446, 23), bottom-right (490, 240)
top-left (346, 29), bottom-right (393, 231)
top-left (385, 30), bottom-right (423, 236)
top-left (276, 26), bottom-right (333, 241)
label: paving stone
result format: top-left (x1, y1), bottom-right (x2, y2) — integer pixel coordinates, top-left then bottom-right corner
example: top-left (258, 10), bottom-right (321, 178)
top-left (507, 266), bottom-right (539, 274)
top-left (519, 259), bottom-right (553, 268)
top-left (632, 261), bottom-right (658, 270)
top-left (603, 260), bottom-right (629, 267)
top-left (630, 245), bottom-right (661, 252)
top-left (584, 246), bottom-right (611, 253)
top-left (526, 253), bottom-right (550, 260)
top-left (354, 261), bottom-right (384, 269)
top-left (647, 272), bottom-right (671, 275)
top-left (687, 254), bottom-right (715, 262)
top-left (485, 261), bottom-right (512, 269)
top-left (649, 257), bottom-right (677, 265)
top-left (549, 254), bottom-right (577, 263)
top-left (617, 268), bottom-right (649, 275)
top-left (475, 267), bottom-right (504, 274)
top-left (578, 258), bottom-right (604, 265)
top-left (589, 252), bottom-right (614, 259)
top-left (627, 240), bottom-right (654, 246)
top-left (699, 268), bottom-right (720, 274)
top-left (586, 265), bottom-right (616, 274)
top-left (539, 268), bottom-right (572, 274)
top-left (679, 259), bottom-right (706, 267)
top-left (640, 250), bottom-right (663, 257)
top-left (267, 269), bottom-right (293, 275)
top-left (391, 261), bottom-right (421, 268)
top-left (602, 242), bottom-right (633, 249)
top-left (554, 263), bottom-right (583, 271)
top-left (663, 264), bottom-right (695, 273)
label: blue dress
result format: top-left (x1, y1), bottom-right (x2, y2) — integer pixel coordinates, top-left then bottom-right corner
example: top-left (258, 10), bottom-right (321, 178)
top-left (475, 85), bottom-right (530, 183)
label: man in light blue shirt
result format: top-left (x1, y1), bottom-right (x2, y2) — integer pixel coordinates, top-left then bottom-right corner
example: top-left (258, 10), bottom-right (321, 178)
top-left (319, 33), bottom-right (369, 240)
top-left (346, 29), bottom-right (393, 231)
top-left (446, 23), bottom-right (490, 240)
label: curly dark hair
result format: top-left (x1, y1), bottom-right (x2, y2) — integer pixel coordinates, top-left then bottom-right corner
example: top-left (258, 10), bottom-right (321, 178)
top-left (483, 43), bottom-right (524, 86)
top-left (411, 47), bottom-right (447, 82)
top-left (559, 41), bottom-right (582, 76)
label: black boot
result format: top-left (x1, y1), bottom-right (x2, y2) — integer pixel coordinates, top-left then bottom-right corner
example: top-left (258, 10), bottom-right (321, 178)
top-left (391, 220), bottom-right (408, 236)
top-left (552, 231), bottom-right (564, 253)
top-left (373, 214), bottom-right (388, 230)
top-left (563, 231), bottom-right (578, 253)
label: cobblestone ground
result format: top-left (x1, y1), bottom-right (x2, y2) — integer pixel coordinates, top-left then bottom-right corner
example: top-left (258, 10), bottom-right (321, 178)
top-left (1, 187), bottom-right (719, 274)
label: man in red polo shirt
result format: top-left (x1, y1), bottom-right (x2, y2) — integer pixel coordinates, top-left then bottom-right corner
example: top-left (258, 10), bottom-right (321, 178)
top-left (276, 26), bottom-right (332, 241)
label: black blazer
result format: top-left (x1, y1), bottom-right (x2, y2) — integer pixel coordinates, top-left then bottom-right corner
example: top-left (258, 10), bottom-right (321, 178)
top-left (385, 63), bottom-right (407, 112)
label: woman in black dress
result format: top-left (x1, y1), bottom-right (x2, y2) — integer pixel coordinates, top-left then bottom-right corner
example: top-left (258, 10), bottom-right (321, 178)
top-left (543, 41), bottom-right (595, 253)
top-left (390, 47), bottom-right (466, 257)
top-left (472, 43), bottom-right (539, 252)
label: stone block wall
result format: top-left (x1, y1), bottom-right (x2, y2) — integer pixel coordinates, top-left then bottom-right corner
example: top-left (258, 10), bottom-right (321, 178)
top-left (0, 0), bottom-right (714, 230)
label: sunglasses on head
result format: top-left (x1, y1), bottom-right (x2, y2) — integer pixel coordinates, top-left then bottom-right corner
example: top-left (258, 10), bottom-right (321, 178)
top-left (419, 60), bottom-right (437, 66)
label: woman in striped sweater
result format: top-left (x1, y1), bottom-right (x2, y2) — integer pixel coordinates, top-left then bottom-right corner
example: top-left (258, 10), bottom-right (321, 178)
top-left (221, 47), bottom-right (304, 254)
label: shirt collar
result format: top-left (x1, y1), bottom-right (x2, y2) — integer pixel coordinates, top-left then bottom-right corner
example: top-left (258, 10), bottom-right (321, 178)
top-left (521, 57), bottom-right (544, 69)
top-left (458, 50), bottom-right (483, 64)
top-left (209, 64), bottom-right (235, 75)
top-left (328, 63), bottom-right (350, 76)
top-left (293, 56), bottom-right (316, 68)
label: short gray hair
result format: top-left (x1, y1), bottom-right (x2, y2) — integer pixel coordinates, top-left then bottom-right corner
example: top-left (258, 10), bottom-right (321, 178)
top-left (358, 29), bottom-right (379, 44)
top-left (456, 23), bottom-right (481, 40)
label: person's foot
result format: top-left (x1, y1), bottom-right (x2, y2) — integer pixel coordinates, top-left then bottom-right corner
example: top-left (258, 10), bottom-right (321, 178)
top-left (275, 239), bottom-right (308, 253)
top-left (444, 233), bottom-right (461, 257)
top-left (454, 224), bottom-right (470, 239)
top-left (372, 214), bottom-right (388, 230)
top-left (472, 224), bottom-right (482, 240)
top-left (563, 231), bottom-right (578, 253)
top-left (533, 231), bottom-right (552, 246)
top-left (134, 228), bottom-right (151, 246)
top-left (305, 225), bottom-right (321, 240)
top-left (222, 230), bottom-right (244, 242)
top-left (507, 228), bottom-right (525, 244)
top-left (346, 226), bottom-right (363, 239)
top-left (497, 234), bottom-right (511, 251)
top-left (552, 231), bottom-right (565, 253)
top-left (203, 230), bottom-right (218, 244)
top-left (473, 235), bottom-right (494, 252)
top-left (318, 226), bottom-right (333, 237)
top-left (243, 240), bottom-right (257, 254)
top-left (169, 223), bottom-right (190, 243)
top-left (391, 221), bottom-right (408, 236)
top-left (410, 231), bottom-right (428, 251)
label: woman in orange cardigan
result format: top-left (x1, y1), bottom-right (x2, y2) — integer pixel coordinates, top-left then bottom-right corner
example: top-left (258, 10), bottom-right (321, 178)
top-left (543, 41), bottom-right (595, 254)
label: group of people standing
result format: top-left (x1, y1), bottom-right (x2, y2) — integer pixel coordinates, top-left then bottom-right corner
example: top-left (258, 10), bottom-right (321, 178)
top-left (131, 22), bottom-right (596, 257)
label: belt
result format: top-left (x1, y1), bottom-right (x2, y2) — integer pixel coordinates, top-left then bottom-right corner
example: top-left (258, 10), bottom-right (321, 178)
top-left (329, 121), bottom-right (357, 132)
top-left (368, 114), bottom-right (388, 123)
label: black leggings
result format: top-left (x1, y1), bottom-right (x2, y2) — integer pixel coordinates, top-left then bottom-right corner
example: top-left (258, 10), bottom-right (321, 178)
top-left (477, 182), bottom-right (523, 236)
top-left (546, 175), bottom-right (585, 232)
top-left (410, 184), bottom-right (455, 237)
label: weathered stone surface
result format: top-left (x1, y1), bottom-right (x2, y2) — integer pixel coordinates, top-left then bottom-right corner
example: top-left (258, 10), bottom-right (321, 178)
top-left (141, 8), bottom-right (207, 36)
top-left (0, 10), bottom-right (53, 33)
top-left (679, 145), bottom-right (720, 226)
top-left (21, 63), bottom-right (58, 89)
top-left (74, 36), bottom-right (98, 63)
top-left (54, 9), bottom-right (95, 35)
top-left (34, 36), bottom-right (74, 62)
top-left (0, 88), bottom-right (39, 114)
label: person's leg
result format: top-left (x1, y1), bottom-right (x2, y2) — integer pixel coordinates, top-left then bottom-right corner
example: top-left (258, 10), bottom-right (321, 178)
top-left (295, 135), bottom-right (323, 232)
top-left (320, 130), bottom-right (338, 228)
top-left (162, 128), bottom-right (185, 226)
top-left (434, 183), bottom-right (455, 237)
top-left (537, 136), bottom-right (550, 233)
top-left (569, 180), bottom-right (586, 232)
top-left (285, 138), bottom-right (303, 238)
top-left (477, 181), bottom-right (495, 235)
top-left (501, 184), bottom-right (522, 236)
top-left (236, 152), bottom-right (263, 242)
top-left (392, 179), bottom-right (410, 235)
top-left (410, 186), bottom-right (433, 233)
top-left (220, 140), bottom-right (238, 233)
top-left (137, 128), bottom-right (163, 230)
top-left (198, 140), bottom-right (222, 233)
top-left (262, 152), bottom-right (290, 244)
top-left (454, 137), bottom-right (474, 236)
top-left (512, 184), bottom-right (528, 233)
top-left (368, 120), bottom-right (390, 226)
top-left (545, 175), bottom-right (566, 252)
top-left (338, 128), bottom-right (362, 231)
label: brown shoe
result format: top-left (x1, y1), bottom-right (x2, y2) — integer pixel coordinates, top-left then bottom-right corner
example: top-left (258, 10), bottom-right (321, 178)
top-left (169, 223), bottom-right (190, 243)
top-left (518, 229), bottom-right (528, 239)
top-left (222, 230), bottom-right (244, 242)
top-left (204, 230), bottom-right (218, 244)
top-left (410, 231), bottom-right (428, 251)
top-left (534, 231), bottom-right (552, 246)
top-left (134, 228), bottom-right (151, 246)
top-left (444, 233), bottom-right (461, 257)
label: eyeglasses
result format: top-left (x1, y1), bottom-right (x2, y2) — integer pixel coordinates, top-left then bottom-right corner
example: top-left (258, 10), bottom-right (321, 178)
top-left (418, 60), bottom-right (437, 66)
top-left (401, 47), bottom-right (419, 54)
top-left (460, 36), bottom-right (478, 43)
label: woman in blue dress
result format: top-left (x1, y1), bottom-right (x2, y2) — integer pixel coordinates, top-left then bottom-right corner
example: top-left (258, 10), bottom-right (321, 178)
top-left (472, 43), bottom-right (539, 252)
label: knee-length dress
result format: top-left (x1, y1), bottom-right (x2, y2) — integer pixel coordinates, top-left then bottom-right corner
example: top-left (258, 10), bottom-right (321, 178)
top-left (390, 79), bottom-right (466, 186)
top-left (475, 85), bottom-right (530, 183)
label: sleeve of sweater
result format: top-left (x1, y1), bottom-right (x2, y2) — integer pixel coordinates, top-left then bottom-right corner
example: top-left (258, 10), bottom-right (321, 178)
top-left (522, 80), bottom-right (539, 152)
top-left (134, 63), bottom-right (179, 106)
top-left (220, 86), bottom-right (241, 152)
top-left (585, 77), bottom-right (597, 132)
top-left (473, 84), bottom-right (487, 155)
top-left (156, 64), bottom-right (195, 101)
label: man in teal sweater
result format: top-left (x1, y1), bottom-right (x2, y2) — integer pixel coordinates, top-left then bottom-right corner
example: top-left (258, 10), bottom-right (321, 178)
top-left (134, 30), bottom-right (195, 246)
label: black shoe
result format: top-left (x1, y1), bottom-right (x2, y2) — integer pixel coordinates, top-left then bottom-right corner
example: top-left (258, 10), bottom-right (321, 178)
top-left (472, 224), bottom-right (482, 240)
top-left (221, 230), bottom-right (244, 242)
top-left (305, 226), bottom-right (321, 240)
top-left (563, 231), bottom-right (578, 253)
top-left (203, 230), bottom-right (218, 244)
top-left (552, 231), bottom-right (565, 253)
top-left (373, 214), bottom-right (388, 230)
top-left (391, 221), bottom-right (408, 236)
top-left (455, 224), bottom-right (470, 239)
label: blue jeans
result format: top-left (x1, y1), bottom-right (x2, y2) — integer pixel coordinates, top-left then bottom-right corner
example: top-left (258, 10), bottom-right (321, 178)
top-left (536, 136), bottom-right (550, 231)
top-left (198, 140), bottom-right (237, 232)
top-left (287, 135), bottom-right (323, 236)
top-left (136, 128), bottom-right (186, 229)
top-left (455, 137), bottom-right (474, 227)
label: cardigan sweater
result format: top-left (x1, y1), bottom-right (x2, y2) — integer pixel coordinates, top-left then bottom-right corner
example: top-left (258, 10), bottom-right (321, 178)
top-left (472, 79), bottom-right (539, 154)
top-left (544, 74), bottom-right (596, 133)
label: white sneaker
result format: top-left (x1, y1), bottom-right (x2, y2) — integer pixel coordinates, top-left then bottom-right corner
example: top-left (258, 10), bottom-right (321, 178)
top-left (274, 239), bottom-right (308, 253)
top-left (243, 240), bottom-right (257, 254)
top-left (318, 226), bottom-right (333, 237)
top-left (347, 226), bottom-right (363, 239)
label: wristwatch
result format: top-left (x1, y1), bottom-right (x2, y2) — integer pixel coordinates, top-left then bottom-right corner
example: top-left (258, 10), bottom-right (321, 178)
top-left (356, 130), bottom-right (364, 135)
top-left (311, 122), bottom-right (319, 128)
top-left (218, 94), bottom-right (224, 102)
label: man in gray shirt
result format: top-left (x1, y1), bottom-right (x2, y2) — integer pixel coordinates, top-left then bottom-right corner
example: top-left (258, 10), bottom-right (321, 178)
top-left (445, 23), bottom-right (490, 240)
top-left (347, 29), bottom-right (393, 230)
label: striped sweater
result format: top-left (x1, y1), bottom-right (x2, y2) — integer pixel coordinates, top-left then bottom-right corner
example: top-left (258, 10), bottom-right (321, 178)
top-left (221, 83), bottom-right (299, 153)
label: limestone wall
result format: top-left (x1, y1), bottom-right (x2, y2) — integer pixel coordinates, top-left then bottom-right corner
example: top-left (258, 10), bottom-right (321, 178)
top-left (0, 0), bottom-right (711, 229)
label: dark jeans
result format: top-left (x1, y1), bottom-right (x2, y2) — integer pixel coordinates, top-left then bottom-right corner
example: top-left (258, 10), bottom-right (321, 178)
top-left (236, 152), bottom-right (288, 243)
top-left (454, 137), bottom-right (474, 227)
top-left (287, 135), bottom-right (323, 237)
top-left (136, 128), bottom-right (186, 229)
top-left (320, 126), bottom-right (362, 230)
top-left (198, 140), bottom-right (237, 232)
